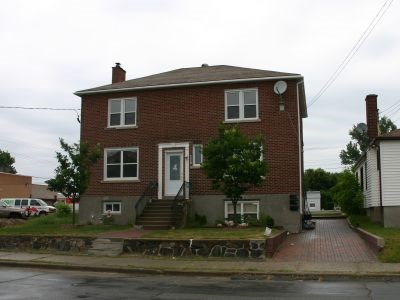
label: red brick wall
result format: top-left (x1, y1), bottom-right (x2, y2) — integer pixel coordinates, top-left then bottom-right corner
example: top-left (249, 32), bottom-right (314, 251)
top-left (80, 80), bottom-right (302, 197)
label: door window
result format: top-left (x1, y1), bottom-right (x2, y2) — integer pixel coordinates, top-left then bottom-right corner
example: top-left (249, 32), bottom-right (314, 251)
top-left (169, 155), bottom-right (181, 180)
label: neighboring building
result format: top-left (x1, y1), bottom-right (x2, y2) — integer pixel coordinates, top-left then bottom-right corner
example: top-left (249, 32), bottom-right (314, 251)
top-left (355, 94), bottom-right (400, 228)
top-left (306, 191), bottom-right (321, 211)
top-left (0, 172), bottom-right (32, 199)
top-left (75, 63), bottom-right (308, 232)
top-left (31, 184), bottom-right (65, 206)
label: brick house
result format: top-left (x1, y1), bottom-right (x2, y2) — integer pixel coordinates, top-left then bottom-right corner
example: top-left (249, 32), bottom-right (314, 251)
top-left (0, 172), bottom-right (32, 199)
top-left (75, 64), bottom-right (307, 232)
top-left (355, 95), bottom-right (400, 228)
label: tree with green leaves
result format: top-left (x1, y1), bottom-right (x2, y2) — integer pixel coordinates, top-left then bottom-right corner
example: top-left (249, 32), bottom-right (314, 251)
top-left (46, 139), bottom-right (100, 225)
top-left (202, 125), bottom-right (267, 224)
top-left (331, 170), bottom-right (364, 215)
top-left (340, 116), bottom-right (397, 167)
top-left (304, 168), bottom-right (338, 209)
top-left (0, 149), bottom-right (17, 174)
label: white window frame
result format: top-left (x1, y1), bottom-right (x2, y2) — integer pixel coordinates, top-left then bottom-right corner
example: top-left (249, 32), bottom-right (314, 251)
top-left (103, 201), bottom-right (121, 214)
top-left (108, 97), bottom-right (137, 128)
top-left (224, 201), bottom-right (260, 219)
top-left (104, 147), bottom-right (139, 181)
top-left (224, 88), bottom-right (259, 122)
top-left (192, 144), bottom-right (203, 167)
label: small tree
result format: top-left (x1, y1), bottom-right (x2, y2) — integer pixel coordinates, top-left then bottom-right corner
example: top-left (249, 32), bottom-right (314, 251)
top-left (202, 125), bottom-right (267, 223)
top-left (46, 138), bottom-right (100, 225)
top-left (0, 149), bottom-right (17, 174)
top-left (331, 171), bottom-right (364, 215)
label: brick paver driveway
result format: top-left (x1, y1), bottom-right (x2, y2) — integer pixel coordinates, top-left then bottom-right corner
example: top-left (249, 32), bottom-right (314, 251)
top-left (272, 219), bottom-right (377, 262)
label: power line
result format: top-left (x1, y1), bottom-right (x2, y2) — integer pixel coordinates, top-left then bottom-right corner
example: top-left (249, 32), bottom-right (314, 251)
top-left (0, 106), bottom-right (80, 111)
top-left (0, 105), bottom-right (81, 123)
top-left (308, 0), bottom-right (394, 108)
top-left (380, 99), bottom-right (400, 113)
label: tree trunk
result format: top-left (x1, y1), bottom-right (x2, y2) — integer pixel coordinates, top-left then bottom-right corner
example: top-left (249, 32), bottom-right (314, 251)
top-left (232, 198), bottom-right (238, 224)
top-left (72, 197), bottom-right (76, 226)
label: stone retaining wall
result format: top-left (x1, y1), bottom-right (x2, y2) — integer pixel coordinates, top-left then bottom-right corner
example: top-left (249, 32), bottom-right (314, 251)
top-left (124, 232), bottom-right (287, 259)
top-left (124, 239), bottom-right (266, 258)
top-left (0, 236), bottom-right (95, 252)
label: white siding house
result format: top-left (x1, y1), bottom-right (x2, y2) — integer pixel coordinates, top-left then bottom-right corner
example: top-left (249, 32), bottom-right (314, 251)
top-left (380, 141), bottom-right (400, 207)
top-left (354, 94), bottom-right (400, 228)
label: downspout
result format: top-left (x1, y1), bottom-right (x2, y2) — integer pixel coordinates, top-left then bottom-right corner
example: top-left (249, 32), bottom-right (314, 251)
top-left (296, 81), bottom-right (303, 215)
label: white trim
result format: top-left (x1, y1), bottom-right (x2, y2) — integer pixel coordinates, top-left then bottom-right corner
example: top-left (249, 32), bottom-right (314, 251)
top-left (158, 142), bottom-right (190, 199)
top-left (224, 88), bottom-right (259, 121)
top-left (192, 144), bottom-right (203, 167)
top-left (224, 201), bottom-right (260, 219)
top-left (164, 150), bottom-right (184, 196)
top-left (103, 201), bottom-right (121, 214)
top-left (103, 147), bottom-right (139, 181)
top-left (107, 97), bottom-right (137, 128)
top-left (75, 75), bottom-right (303, 96)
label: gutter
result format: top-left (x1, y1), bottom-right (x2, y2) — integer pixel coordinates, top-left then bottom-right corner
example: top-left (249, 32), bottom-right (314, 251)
top-left (297, 81), bottom-right (304, 215)
top-left (75, 75), bottom-right (303, 96)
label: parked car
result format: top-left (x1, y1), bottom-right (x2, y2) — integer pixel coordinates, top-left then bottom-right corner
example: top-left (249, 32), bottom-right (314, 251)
top-left (0, 198), bottom-right (56, 216)
top-left (0, 200), bottom-right (29, 219)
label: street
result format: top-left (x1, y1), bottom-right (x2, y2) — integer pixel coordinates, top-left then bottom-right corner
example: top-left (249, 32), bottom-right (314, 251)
top-left (0, 267), bottom-right (399, 299)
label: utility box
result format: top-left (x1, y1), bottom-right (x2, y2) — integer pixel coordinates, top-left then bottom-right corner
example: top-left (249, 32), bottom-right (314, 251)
top-left (289, 194), bottom-right (299, 211)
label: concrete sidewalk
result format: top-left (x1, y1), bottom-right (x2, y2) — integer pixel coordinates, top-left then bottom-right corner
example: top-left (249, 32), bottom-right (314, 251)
top-left (1, 250), bottom-right (400, 279)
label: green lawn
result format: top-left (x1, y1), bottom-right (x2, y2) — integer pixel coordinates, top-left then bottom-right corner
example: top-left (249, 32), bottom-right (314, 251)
top-left (349, 215), bottom-right (400, 263)
top-left (142, 227), bottom-right (276, 240)
top-left (0, 214), bottom-right (131, 236)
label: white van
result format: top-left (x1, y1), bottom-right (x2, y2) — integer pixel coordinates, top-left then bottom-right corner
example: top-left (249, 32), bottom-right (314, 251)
top-left (0, 198), bottom-right (56, 216)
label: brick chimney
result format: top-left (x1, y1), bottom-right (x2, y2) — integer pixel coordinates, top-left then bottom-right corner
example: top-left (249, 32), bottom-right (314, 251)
top-left (365, 94), bottom-right (379, 142)
top-left (112, 63), bottom-right (126, 84)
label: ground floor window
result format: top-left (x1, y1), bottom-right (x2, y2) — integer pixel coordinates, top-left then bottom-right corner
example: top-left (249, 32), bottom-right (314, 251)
top-left (224, 200), bottom-right (259, 220)
top-left (103, 201), bottom-right (121, 214)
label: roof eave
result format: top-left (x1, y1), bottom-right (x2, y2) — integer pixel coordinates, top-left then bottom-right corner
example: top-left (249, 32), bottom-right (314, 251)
top-left (74, 75), bottom-right (303, 96)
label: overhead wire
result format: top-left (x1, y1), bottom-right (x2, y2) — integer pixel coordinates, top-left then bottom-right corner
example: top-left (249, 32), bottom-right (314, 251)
top-left (0, 105), bottom-right (81, 123)
top-left (307, 0), bottom-right (394, 108)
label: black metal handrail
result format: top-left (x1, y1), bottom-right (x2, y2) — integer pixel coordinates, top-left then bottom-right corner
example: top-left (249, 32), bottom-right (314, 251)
top-left (171, 181), bottom-right (191, 229)
top-left (135, 181), bottom-right (158, 219)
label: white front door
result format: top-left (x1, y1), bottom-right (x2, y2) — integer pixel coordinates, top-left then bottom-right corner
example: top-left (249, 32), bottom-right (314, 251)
top-left (165, 151), bottom-right (184, 196)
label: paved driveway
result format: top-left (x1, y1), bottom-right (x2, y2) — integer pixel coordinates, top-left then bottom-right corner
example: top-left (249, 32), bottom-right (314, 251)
top-left (272, 219), bottom-right (377, 262)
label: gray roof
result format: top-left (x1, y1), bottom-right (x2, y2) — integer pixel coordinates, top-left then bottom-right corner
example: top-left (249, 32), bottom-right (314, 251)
top-left (378, 129), bottom-right (400, 139)
top-left (75, 65), bottom-right (302, 95)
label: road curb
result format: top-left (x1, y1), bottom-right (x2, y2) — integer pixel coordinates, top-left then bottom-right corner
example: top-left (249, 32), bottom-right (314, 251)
top-left (2, 259), bottom-right (400, 281)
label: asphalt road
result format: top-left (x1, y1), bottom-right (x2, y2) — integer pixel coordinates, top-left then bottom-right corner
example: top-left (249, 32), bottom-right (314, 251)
top-left (0, 267), bottom-right (400, 299)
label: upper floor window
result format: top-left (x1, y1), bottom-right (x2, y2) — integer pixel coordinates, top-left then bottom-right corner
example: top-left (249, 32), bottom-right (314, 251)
top-left (225, 89), bottom-right (258, 121)
top-left (108, 98), bottom-right (137, 127)
top-left (104, 147), bottom-right (138, 180)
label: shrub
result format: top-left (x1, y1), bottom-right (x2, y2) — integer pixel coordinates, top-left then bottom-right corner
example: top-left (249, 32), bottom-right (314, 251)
top-left (186, 213), bottom-right (207, 228)
top-left (101, 211), bottom-right (115, 225)
top-left (247, 213), bottom-right (274, 227)
top-left (55, 202), bottom-right (72, 218)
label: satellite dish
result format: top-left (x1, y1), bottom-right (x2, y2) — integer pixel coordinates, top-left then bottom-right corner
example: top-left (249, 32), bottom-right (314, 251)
top-left (356, 123), bottom-right (367, 133)
top-left (274, 81), bottom-right (287, 95)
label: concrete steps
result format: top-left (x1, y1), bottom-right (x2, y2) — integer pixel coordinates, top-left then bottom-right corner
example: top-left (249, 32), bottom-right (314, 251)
top-left (136, 200), bottom-right (180, 230)
top-left (88, 238), bottom-right (124, 256)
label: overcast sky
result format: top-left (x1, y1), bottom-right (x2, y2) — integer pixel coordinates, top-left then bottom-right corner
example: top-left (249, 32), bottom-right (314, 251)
top-left (0, 0), bottom-right (399, 184)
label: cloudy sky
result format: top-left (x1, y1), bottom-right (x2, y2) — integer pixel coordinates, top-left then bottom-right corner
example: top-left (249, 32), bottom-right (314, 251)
top-left (0, 0), bottom-right (399, 184)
